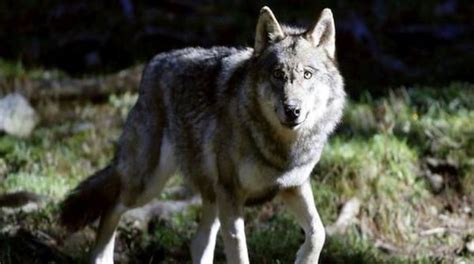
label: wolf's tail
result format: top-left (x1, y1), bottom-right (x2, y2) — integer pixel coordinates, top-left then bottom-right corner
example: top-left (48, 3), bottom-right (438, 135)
top-left (59, 165), bottom-right (121, 232)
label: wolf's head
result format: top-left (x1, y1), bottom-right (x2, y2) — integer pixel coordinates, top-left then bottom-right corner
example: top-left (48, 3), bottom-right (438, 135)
top-left (249, 7), bottom-right (344, 133)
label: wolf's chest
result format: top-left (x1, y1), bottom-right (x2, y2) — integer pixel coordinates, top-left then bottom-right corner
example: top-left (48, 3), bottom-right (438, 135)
top-left (237, 158), bottom-right (316, 196)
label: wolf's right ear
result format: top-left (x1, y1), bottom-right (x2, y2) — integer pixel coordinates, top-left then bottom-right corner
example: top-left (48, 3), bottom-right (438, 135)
top-left (254, 6), bottom-right (285, 57)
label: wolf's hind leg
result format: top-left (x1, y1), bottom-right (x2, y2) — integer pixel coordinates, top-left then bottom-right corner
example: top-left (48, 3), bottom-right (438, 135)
top-left (127, 135), bottom-right (177, 207)
top-left (90, 203), bottom-right (126, 264)
top-left (191, 199), bottom-right (220, 264)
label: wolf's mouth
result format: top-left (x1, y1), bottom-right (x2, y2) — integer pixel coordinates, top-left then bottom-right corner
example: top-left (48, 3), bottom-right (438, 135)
top-left (281, 121), bottom-right (303, 129)
top-left (280, 113), bottom-right (308, 129)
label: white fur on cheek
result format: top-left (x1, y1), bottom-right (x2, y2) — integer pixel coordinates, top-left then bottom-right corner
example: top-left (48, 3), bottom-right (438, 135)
top-left (304, 82), bottom-right (330, 127)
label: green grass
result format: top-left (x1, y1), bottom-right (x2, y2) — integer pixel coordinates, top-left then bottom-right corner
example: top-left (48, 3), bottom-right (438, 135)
top-left (343, 83), bottom-right (474, 192)
top-left (314, 135), bottom-right (428, 241)
top-left (1, 82), bottom-right (473, 263)
top-left (0, 59), bottom-right (66, 80)
top-left (0, 107), bottom-right (120, 199)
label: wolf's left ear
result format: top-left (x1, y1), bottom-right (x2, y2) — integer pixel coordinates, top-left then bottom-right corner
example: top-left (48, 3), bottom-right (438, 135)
top-left (305, 8), bottom-right (336, 58)
top-left (254, 6), bottom-right (285, 57)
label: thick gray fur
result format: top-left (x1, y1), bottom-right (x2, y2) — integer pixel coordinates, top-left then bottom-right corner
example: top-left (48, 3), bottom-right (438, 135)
top-left (60, 6), bottom-right (345, 264)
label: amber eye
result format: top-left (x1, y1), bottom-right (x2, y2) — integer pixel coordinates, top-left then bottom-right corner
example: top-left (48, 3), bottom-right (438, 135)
top-left (304, 71), bottom-right (312, 79)
top-left (272, 69), bottom-right (284, 80)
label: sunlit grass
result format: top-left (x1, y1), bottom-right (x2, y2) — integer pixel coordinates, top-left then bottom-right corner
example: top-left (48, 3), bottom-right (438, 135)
top-left (0, 115), bottom-right (118, 199)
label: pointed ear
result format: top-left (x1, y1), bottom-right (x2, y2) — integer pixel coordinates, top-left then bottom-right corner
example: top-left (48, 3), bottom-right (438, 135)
top-left (254, 6), bottom-right (285, 57)
top-left (305, 8), bottom-right (336, 58)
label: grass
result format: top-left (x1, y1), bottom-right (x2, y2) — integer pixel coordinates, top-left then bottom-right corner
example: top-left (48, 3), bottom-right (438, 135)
top-left (1, 79), bottom-right (473, 263)
top-left (0, 59), bottom-right (66, 81)
top-left (316, 135), bottom-right (428, 243)
top-left (0, 120), bottom-right (118, 199)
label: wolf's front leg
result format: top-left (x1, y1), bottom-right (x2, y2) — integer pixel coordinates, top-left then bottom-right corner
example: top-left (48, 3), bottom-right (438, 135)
top-left (216, 187), bottom-right (250, 264)
top-left (280, 180), bottom-right (326, 264)
top-left (191, 199), bottom-right (220, 264)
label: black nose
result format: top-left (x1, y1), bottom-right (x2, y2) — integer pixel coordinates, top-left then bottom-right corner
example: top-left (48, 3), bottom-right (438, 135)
top-left (283, 104), bottom-right (301, 122)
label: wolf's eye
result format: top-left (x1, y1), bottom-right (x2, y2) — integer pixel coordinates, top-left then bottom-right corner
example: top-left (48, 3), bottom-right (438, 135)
top-left (304, 71), bottom-right (312, 79)
top-left (272, 69), bottom-right (284, 80)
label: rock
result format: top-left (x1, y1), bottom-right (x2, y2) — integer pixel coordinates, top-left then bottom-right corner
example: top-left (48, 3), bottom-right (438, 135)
top-left (427, 173), bottom-right (444, 193)
top-left (466, 238), bottom-right (474, 254)
top-left (0, 94), bottom-right (39, 137)
top-left (462, 205), bottom-right (471, 215)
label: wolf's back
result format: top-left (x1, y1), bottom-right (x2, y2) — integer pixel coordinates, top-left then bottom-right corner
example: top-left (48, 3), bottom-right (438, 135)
top-left (59, 165), bottom-right (121, 232)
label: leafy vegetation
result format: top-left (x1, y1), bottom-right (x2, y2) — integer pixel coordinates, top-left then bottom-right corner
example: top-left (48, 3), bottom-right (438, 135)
top-left (0, 78), bottom-right (473, 263)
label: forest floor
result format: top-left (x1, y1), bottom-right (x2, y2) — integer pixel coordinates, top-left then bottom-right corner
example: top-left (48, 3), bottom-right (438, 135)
top-left (0, 63), bottom-right (473, 263)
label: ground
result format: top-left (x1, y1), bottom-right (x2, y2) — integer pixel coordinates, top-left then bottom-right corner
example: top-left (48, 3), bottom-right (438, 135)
top-left (0, 63), bottom-right (473, 263)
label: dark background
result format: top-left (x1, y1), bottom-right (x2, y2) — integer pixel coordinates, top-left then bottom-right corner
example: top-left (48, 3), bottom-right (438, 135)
top-left (1, 0), bottom-right (473, 95)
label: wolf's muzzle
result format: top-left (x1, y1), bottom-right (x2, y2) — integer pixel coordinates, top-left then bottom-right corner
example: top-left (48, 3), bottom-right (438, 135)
top-left (283, 103), bottom-right (301, 124)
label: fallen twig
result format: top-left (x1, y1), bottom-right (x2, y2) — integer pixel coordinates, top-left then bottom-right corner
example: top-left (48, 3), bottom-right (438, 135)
top-left (0, 65), bottom-right (143, 101)
top-left (326, 197), bottom-right (361, 235)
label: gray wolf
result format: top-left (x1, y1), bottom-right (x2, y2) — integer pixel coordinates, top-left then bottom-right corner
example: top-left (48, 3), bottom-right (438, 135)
top-left (60, 6), bottom-right (345, 264)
